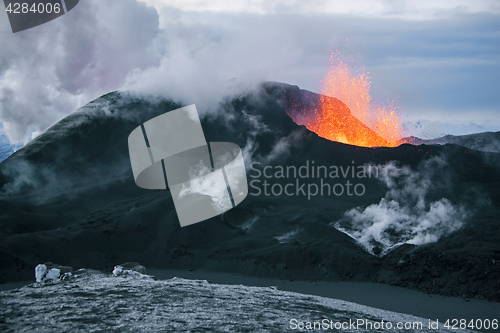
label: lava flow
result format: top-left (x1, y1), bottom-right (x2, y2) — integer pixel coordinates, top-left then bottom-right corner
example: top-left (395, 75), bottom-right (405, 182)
top-left (303, 52), bottom-right (404, 147)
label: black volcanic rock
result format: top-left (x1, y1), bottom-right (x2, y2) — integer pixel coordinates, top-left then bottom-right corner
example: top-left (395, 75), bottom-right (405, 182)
top-left (0, 82), bottom-right (499, 301)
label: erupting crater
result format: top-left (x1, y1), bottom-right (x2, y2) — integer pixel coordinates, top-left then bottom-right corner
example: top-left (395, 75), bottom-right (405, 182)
top-left (287, 51), bottom-right (404, 148)
top-left (306, 95), bottom-right (393, 147)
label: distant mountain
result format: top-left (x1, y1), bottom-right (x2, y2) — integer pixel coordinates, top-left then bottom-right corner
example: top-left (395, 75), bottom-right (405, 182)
top-left (399, 131), bottom-right (500, 153)
top-left (403, 119), bottom-right (500, 140)
top-left (0, 82), bottom-right (499, 301)
top-left (0, 134), bottom-right (20, 163)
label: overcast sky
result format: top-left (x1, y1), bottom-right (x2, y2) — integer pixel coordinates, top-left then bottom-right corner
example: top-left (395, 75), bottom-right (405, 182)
top-left (0, 0), bottom-right (498, 143)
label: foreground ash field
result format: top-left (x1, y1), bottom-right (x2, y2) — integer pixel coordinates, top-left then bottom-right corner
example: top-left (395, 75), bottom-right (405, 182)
top-left (0, 82), bottom-right (499, 303)
top-left (0, 268), bottom-right (475, 333)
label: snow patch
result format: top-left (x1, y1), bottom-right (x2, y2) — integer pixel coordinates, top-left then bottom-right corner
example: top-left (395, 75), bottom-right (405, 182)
top-left (275, 228), bottom-right (302, 244)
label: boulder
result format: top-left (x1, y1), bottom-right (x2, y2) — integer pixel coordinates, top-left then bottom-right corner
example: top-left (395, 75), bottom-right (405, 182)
top-left (35, 262), bottom-right (73, 283)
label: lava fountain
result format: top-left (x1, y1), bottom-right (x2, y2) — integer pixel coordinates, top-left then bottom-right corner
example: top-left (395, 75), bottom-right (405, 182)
top-left (302, 51), bottom-right (404, 147)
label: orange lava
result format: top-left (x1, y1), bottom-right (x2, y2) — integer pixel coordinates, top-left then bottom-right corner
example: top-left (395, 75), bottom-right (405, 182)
top-left (306, 51), bottom-right (403, 147)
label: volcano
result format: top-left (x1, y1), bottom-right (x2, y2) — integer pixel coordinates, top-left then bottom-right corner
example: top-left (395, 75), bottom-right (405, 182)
top-left (0, 82), bottom-right (499, 304)
top-left (283, 86), bottom-right (393, 147)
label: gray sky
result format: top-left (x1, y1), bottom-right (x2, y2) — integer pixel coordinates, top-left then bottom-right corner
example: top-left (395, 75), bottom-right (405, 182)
top-left (0, 0), bottom-right (498, 143)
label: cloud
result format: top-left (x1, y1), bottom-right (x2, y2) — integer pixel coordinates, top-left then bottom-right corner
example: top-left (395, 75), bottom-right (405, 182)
top-left (0, 0), bottom-right (498, 147)
top-left (99, 8), bottom-right (500, 133)
top-left (121, 8), bottom-right (305, 115)
top-left (0, 0), bottom-right (161, 143)
top-left (275, 227), bottom-right (302, 244)
top-left (143, 0), bottom-right (500, 19)
top-left (334, 156), bottom-right (469, 256)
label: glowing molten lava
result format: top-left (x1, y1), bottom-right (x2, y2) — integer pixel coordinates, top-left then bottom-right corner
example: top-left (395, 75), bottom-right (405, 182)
top-left (305, 52), bottom-right (404, 147)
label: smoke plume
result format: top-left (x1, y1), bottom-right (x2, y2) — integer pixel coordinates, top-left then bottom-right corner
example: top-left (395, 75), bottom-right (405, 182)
top-left (334, 156), bottom-right (468, 256)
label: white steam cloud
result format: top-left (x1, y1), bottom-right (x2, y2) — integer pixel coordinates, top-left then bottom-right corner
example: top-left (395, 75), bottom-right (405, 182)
top-left (0, 0), bottom-right (305, 144)
top-left (334, 156), bottom-right (467, 256)
top-left (121, 7), bottom-right (305, 116)
top-left (0, 0), bottom-right (161, 144)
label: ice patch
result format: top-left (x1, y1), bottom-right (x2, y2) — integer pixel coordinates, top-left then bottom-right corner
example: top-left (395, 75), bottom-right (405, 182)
top-left (241, 216), bottom-right (259, 232)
